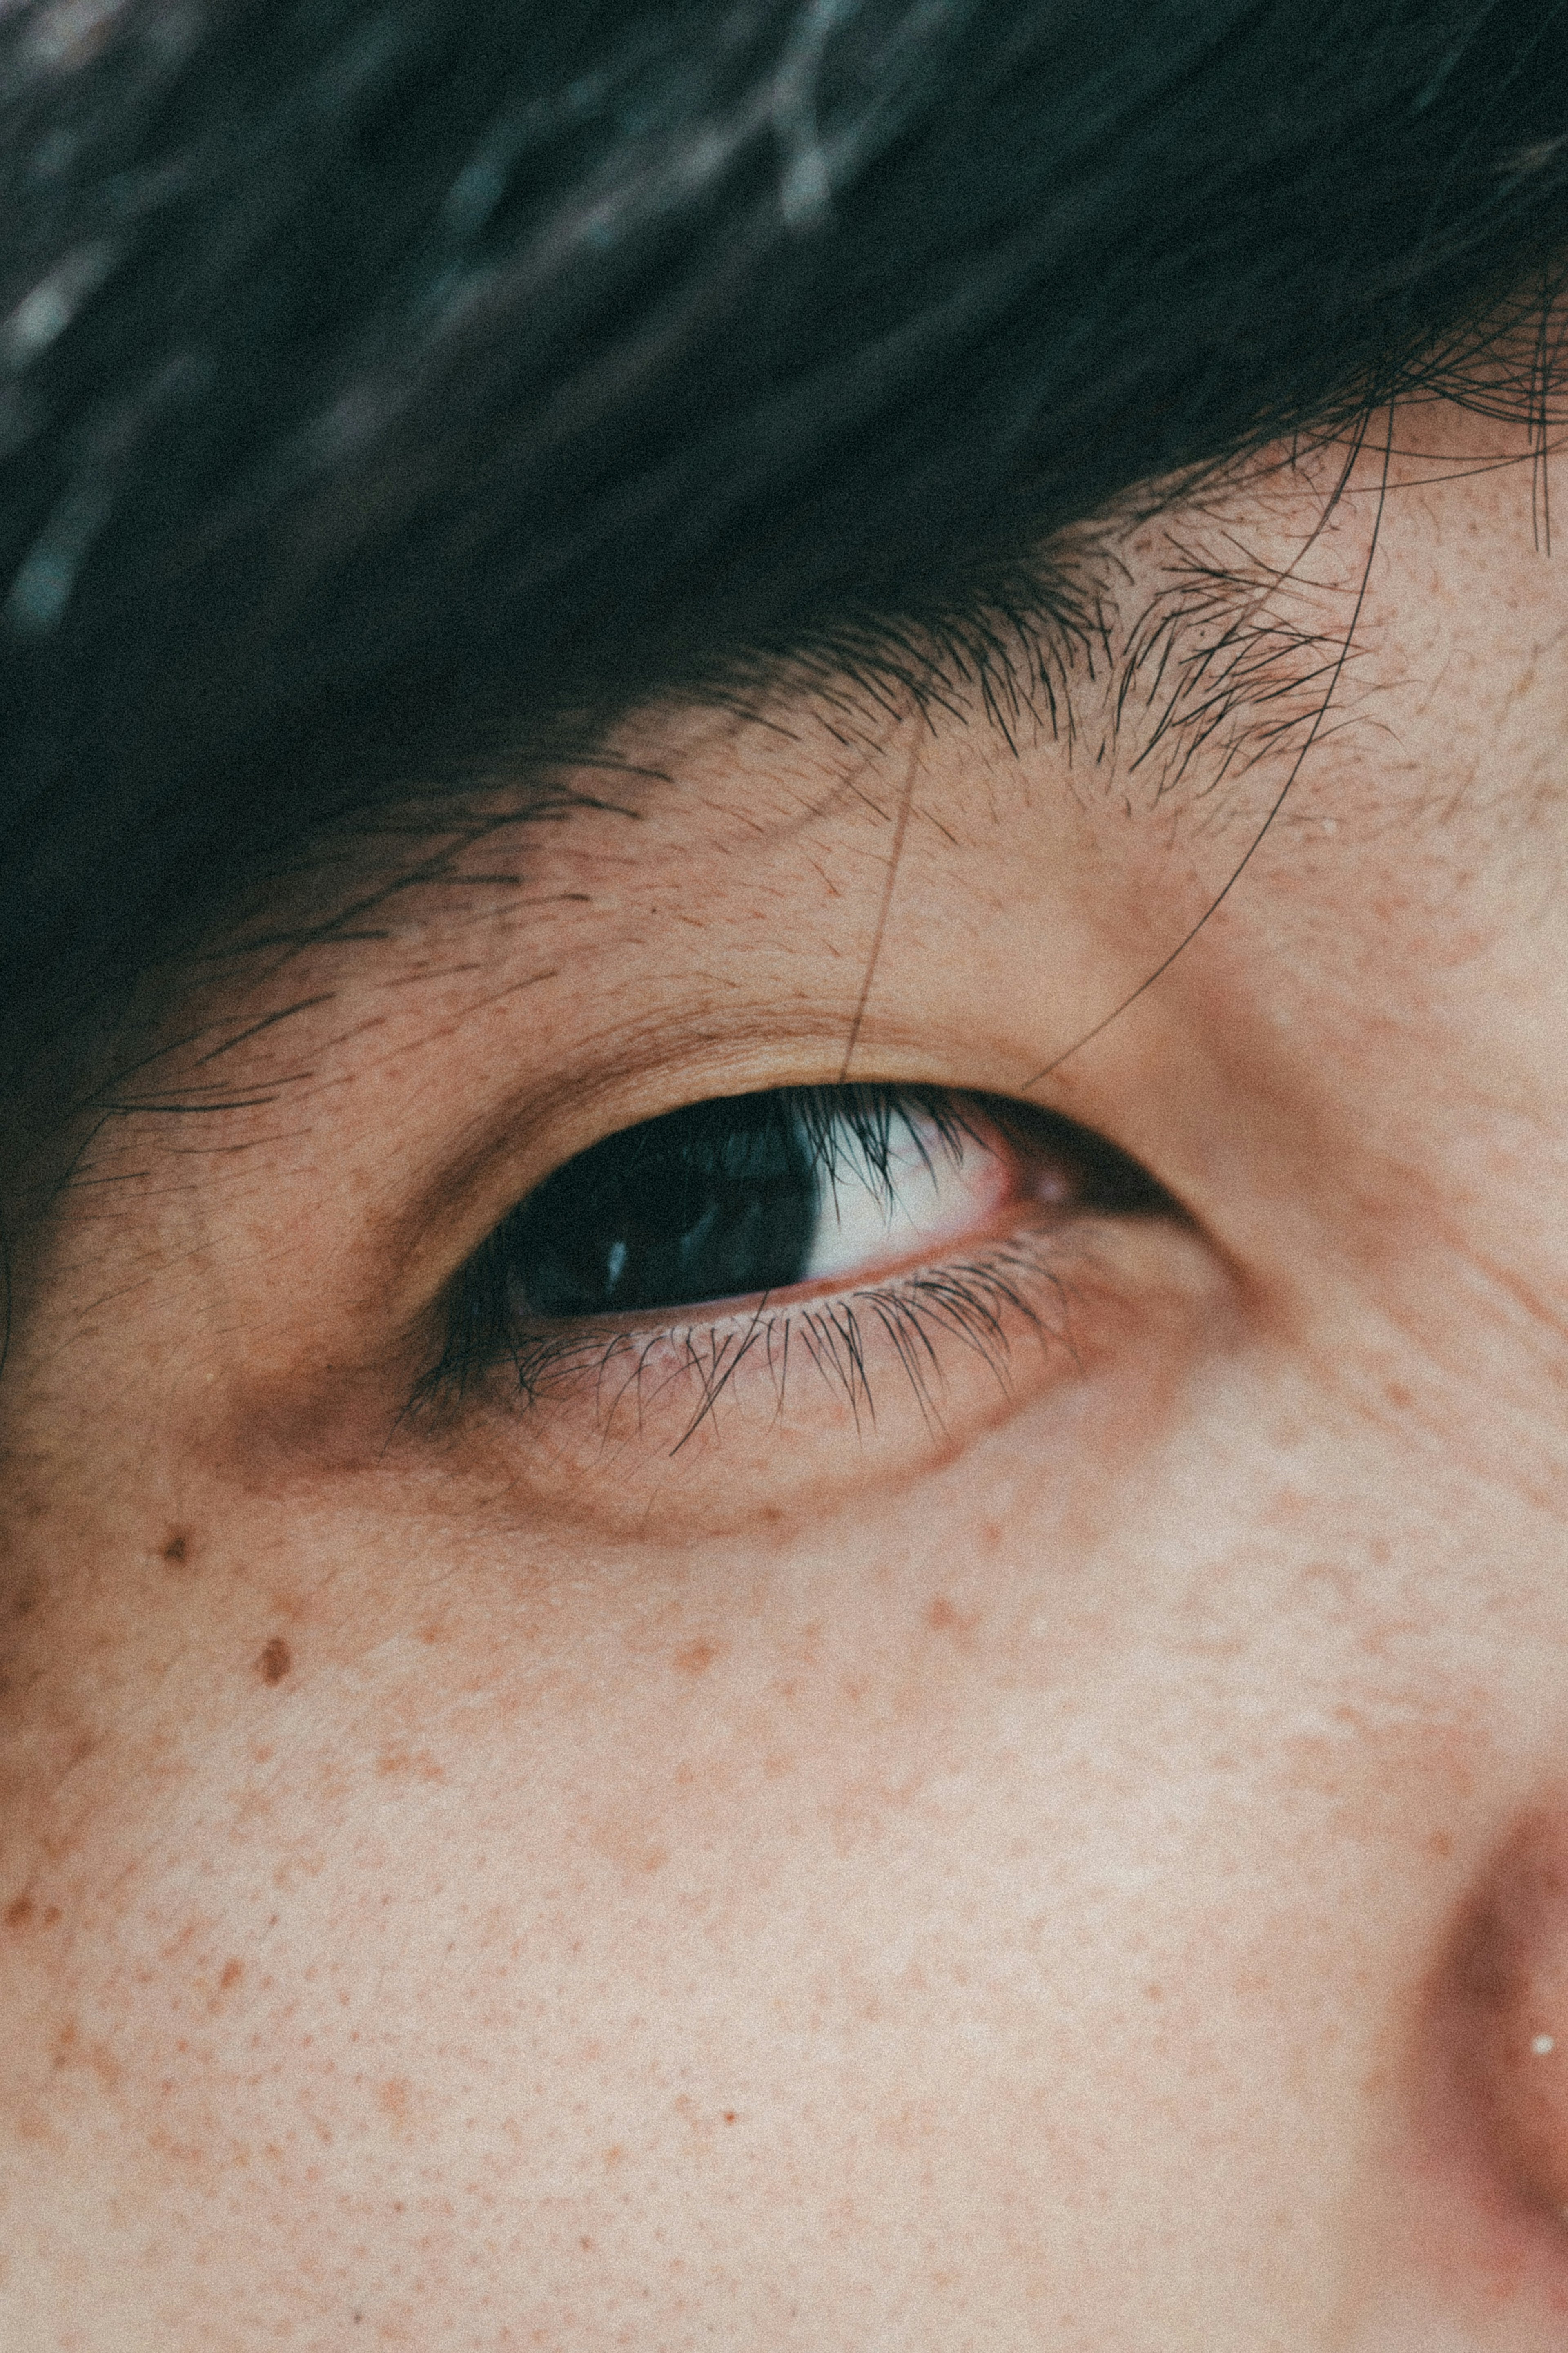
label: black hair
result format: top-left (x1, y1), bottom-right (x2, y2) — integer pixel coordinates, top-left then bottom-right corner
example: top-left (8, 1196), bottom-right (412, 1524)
top-left (3, 0), bottom-right (1568, 1122)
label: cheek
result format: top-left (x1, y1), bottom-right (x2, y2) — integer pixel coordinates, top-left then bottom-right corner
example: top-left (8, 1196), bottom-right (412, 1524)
top-left (0, 1458), bottom-right (1363, 2339)
top-left (7, 1381), bottom-right (1568, 2345)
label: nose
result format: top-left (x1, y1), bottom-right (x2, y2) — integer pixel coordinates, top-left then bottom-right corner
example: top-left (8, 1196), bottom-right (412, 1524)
top-left (1443, 1809), bottom-right (1568, 2223)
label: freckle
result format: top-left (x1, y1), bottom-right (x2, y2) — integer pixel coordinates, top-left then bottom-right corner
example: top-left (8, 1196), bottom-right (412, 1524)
top-left (580, 2235), bottom-right (594, 2250)
top-left (1145, 1983), bottom-right (1164, 2002)
top-left (1429, 1829), bottom-right (1454, 1859)
top-left (257, 1636), bottom-right (291, 1685)
top-left (220, 1959), bottom-right (243, 1991)
top-left (1384, 1381), bottom-right (1413, 1411)
top-left (926, 1595), bottom-right (979, 1637)
top-left (42, 1905), bottom-right (60, 1926)
top-left (5, 1895), bottom-right (34, 1930)
top-left (674, 1639), bottom-right (717, 1676)
top-left (376, 1748), bottom-right (445, 1782)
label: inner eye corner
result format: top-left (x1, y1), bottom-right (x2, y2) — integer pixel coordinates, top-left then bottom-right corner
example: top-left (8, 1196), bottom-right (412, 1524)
top-left (964, 1090), bottom-right (1177, 1221)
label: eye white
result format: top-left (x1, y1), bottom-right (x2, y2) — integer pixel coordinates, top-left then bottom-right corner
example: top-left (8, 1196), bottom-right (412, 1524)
top-left (798, 1113), bottom-right (1017, 1285)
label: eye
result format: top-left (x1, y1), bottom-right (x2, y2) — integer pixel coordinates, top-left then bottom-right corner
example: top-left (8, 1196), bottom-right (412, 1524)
top-left (420, 1081), bottom-right (1186, 1529)
top-left (497, 1088), bottom-right (1029, 1321)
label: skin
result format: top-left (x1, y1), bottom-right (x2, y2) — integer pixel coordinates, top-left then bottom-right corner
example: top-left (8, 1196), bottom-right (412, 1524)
top-left (6, 397), bottom-right (1568, 2349)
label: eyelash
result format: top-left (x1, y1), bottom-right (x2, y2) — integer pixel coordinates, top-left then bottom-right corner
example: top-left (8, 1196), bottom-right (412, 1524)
top-left (416, 1085), bottom-right (1167, 1449)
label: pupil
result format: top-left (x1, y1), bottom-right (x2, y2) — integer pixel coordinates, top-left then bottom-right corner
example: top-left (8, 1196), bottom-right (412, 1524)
top-left (504, 1093), bottom-right (819, 1316)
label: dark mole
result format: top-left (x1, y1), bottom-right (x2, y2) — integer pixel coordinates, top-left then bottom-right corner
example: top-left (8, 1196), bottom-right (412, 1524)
top-left (257, 1636), bottom-right (292, 1685)
top-left (161, 1530), bottom-right (191, 1566)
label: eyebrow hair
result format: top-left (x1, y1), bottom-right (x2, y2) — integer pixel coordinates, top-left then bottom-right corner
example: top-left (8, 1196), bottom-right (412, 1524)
top-left (700, 480), bottom-right (1371, 813)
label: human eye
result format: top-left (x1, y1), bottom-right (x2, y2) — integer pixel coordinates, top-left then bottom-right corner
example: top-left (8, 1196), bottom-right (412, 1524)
top-left (417, 1082), bottom-right (1185, 1528)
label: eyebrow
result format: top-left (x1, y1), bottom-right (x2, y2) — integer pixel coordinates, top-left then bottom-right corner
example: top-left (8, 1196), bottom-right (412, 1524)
top-left (114, 497), bottom-right (1362, 1108)
top-left (737, 522), bottom-right (1362, 814)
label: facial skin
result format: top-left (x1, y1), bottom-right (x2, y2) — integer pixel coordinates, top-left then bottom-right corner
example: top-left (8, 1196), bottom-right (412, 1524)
top-left (7, 400), bottom-right (1568, 2350)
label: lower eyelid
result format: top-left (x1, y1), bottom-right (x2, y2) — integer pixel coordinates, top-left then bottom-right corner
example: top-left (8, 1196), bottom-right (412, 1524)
top-left (410, 1207), bottom-right (1211, 1540)
top-left (404, 1182), bottom-right (1223, 1541)
top-left (492, 1227), bottom-right (1070, 1427)
top-left (497, 1215), bottom-right (1087, 1423)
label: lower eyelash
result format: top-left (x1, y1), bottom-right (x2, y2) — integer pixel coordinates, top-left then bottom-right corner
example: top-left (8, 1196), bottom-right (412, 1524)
top-left (419, 1232), bottom-right (1076, 1456)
